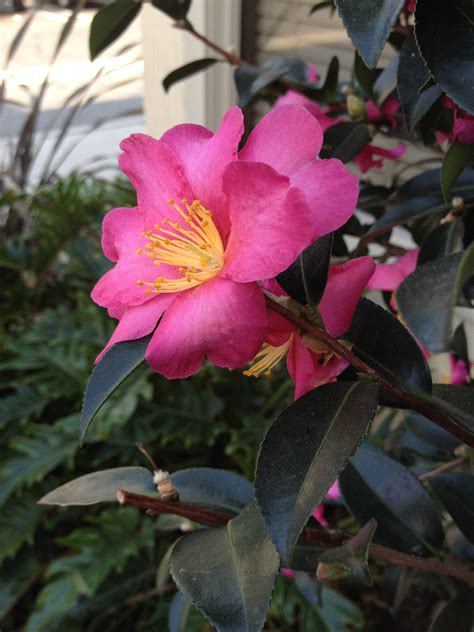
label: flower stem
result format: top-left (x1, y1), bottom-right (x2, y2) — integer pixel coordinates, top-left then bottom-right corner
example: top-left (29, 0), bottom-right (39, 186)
top-left (264, 294), bottom-right (474, 448)
top-left (117, 490), bottom-right (474, 584)
top-left (174, 20), bottom-right (247, 66)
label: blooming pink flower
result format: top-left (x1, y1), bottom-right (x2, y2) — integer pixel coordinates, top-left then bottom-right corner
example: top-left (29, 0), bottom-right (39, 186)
top-left (275, 91), bottom-right (343, 132)
top-left (353, 142), bottom-right (407, 174)
top-left (404, 0), bottom-right (416, 13)
top-left (366, 95), bottom-right (401, 129)
top-left (366, 248), bottom-right (419, 293)
top-left (92, 106), bottom-right (359, 379)
top-left (437, 97), bottom-right (474, 145)
top-left (449, 355), bottom-right (469, 386)
top-left (244, 257), bottom-right (375, 398)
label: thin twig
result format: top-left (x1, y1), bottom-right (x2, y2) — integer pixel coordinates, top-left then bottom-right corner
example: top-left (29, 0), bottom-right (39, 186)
top-left (264, 295), bottom-right (474, 448)
top-left (418, 457), bottom-right (466, 481)
top-left (174, 21), bottom-right (247, 66)
top-left (117, 491), bottom-right (474, 585)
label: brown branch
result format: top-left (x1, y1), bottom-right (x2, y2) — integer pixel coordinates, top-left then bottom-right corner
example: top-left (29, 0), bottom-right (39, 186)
top-left (418, 457), bottom-right (466, 481)
top-left (174, 21), bottom-right (247, 66)
top-left (264, 295), bottom-right (474, 448)
top-left (117, 490), bottom-right (474, 585)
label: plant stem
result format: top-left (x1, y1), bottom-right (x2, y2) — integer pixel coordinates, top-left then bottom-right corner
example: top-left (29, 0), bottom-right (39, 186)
top-left (174, 21), bottom-right (247, 66)
top-left (264, 295), bottom-right (474, 448)
top-left (117, 490), bottom-right (474, 584)
top-left (418, 457), bottom-right (466, 481)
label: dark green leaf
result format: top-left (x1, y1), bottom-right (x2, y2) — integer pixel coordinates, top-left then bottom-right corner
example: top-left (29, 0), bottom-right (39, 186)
top-left (405, 411), bottom-right (460, 454)
top-left (367, 196), bottom-right (449, 239)
top-left (151, 0), bottom-right (191, 19)
top-left (320, 122), bottom-right (370, 163)
top-left (234, 57), bottom-right (308, 107)
top-left (430, 472), bottom-right (474, 542)
top-left (441, 141), bottom-right (474, 202)
top-left (310, 56), bottom-right (340, 102)
top-left (343, 298), bottom-right (432, 406)
top-left (396, 253), bottom-right (463, 352)
top-left (162, 58), bottom-right (219, 92)
top-left (80, 335), bottom-right (151, 444)
top-left (310, 1), bottom-right (335, 15)
top-left (171, 467), bottom-right (254, 513)
top-left (429, 595), bottom-right (474, 631)
top-left (418, 220), bottom-right (464, 266)
top-left (354, 51), bottom-right (377, 99)
top-left (38, 467), bottom-right (156, 506)
top-left (397, 168), bottom-right (474, 200)
top-left (340, 444), bottom-right (444, 555)
top-left (455, 242), bottom-right (474, 302)
top-left (335, 0), bottom-right (404, 67)
top-left (89, 1), bottom-right (142, 61)
top-left (397, 34), bottom-right (443, 132)
top-left (276, 234), bottom-right (333, 306)
top-left (373, 54), bottom-right (399, 103)
top-left (170, 501), bottom-right (279, 632)
top-left (415, 0), bottom-right (474, 114)
top-left (431, 384), bottom-right (474, 435)
top-left (168, 592), bottom-right (192, 632)
top-left (255, 382), bottom-right (380, 562)
top-left (0, 551), bottom-right (40, 620)
top-left (319, 519), bottom-right (377, 584)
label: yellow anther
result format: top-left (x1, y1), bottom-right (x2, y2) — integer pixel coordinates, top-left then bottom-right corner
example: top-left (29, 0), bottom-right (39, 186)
top-left (137, 248), bottom-right (143, 255)
top-left (145, 289), bottom-right (152, 296)
top-left (167, 199), bottom-right (175, 205)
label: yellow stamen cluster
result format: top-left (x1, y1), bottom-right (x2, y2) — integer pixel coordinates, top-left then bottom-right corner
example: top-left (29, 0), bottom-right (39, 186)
top-left (136, 199), bottom-right (224, 294)
top-left (244, 336), bottom-right (293, 378)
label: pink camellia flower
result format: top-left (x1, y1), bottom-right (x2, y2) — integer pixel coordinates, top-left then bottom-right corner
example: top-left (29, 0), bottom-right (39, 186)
top-left (244, 257), bottom-right (375, 398)
top-left (91, 105), bottom-right (359, 379)
top-left (404, 0), bottom-right (416, 12)
top-left (275, 92), bottom-right (343, 133)
top-left (366, 95), bottom-right (401, 129)
top-left (437, 97), bottom-right (474, 145)
top-left (353, 142), bottom-right (407, 174)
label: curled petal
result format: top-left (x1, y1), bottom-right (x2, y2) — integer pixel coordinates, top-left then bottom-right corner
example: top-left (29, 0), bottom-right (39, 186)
top-left (101, 207), bottom-right (143, 262)
top-left (367, 248), bottom-right (419, 292)
top-left (119, 134), bottom-right (192, 226)
top-left (290, 158), bottom-right (359, 238)
top-left (146, 277), bottom-right (267, 379)
top-left (239, 105), bottom-right (324, 176)
top-left (96, 294), bottom-right (176, 362)
top-left (221, 161), bottom-right (313, 283)
top-left (319, 257), bottom-right (376, 337)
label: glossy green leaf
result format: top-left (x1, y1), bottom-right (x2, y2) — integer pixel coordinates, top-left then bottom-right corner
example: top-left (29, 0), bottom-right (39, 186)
top-left (255, 382), bottom-right (380, 563)
top-left (343, 298), bottom-right (432, 406)
top-left (397, 34), bottom-right (443, 132)
top-left (366, 196), bottom-right (449, 240)
top-left (309, 56), bottom-right (340, 102)
top-left (335, 0), bottom-right (404, 67)
top-left (89, 1), bottom-right (142, 60)
top-left (431, 384), bottom-right (474, 435)
top-left (168, 592), bottom-right (192, 632)
top-left (38, 467), bottom-right (156, 506)
top-left (170, 501), bottom-right (279, 632)
top-left (397, 167), bottom-right (474, 200)
top-left (339, 444), bottom-right (444, 555)
top-left (441, 141), bottom-right (474, 203)
top-left (405, 411), bottom-right (460, 454)
top-left (320, 122), bottom-right (370, 163)
top-left (430, 472), bottom-right (474, 543)
top-left (396, 253), bottom-right (463, 352)
top-left (276, 234), bottom-right (333, 306)
top-left (171, 468), bottom-right (254, 513)
top-left (418, 220), bottom-right (464, 266)
top-left (415, 0), bottom-right (474, 114)
top-left (319, 518), bottom-right (377, 584)
top-left (354, 51), bottom-right (377, 99)
top-left (162, 58), bottom-right (219, 92)
top-left (80, 335), bottom-right (151, 444)
top-left (428, 595), bottom-right (474, 631)
top-left (151, 0), bottom-right (191, 19)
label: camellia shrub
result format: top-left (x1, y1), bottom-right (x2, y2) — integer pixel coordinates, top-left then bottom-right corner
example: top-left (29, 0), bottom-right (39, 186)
top-left (4, 0), bottom-right (474, 629)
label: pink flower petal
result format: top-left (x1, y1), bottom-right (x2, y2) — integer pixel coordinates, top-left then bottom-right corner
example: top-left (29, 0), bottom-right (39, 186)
top-left (160, 107), bottom-right (244, 237)
top-left (146, 277), bottom-right (267, 379)
top-left (119, 134), bottom-right (193, 227)
top-left (101, 207), bottom-right (143, 262)
top-left (221, 161), bottom-right (313, 283)
top-left (266, 310), bottom-right (295, 346)
top-left (319, 257), bottom-right (376, 337)
top-left (275, 92), bottom-right (341, 132)
top-left (367, 248), bottom-right (419, 292)
top-left (290, 159), bottom-right (359, 238)
top-left (96, 294), bottom-right (176, 362)
top-left (286, 337), bottom-right (320, 399)
top-left (239, 105), bottom-right (324, 176)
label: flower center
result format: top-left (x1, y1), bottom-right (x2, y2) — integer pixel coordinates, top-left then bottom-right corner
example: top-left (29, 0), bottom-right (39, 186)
top-left (243, 336), bottom-right (293, 378)
top-left (136, 199), bottom-right (224, 295)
